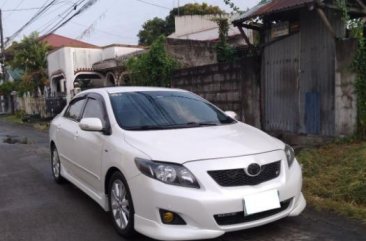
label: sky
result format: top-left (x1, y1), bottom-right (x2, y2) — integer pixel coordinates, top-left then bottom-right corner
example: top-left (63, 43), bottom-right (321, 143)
top-left (0, 0), bottom-right (260, 46)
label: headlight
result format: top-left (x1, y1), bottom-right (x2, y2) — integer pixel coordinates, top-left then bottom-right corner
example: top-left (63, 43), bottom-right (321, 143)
top-left (135, 158), bottom-right (200, 188)
top-left (284, 144), bottom-right (295, 167)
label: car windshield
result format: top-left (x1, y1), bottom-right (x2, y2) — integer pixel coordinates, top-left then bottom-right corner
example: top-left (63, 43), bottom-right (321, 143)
top-left (109, 91), bottom-right (236, 130)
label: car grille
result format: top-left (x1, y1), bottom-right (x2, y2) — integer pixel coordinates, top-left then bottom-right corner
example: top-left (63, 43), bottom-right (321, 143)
top-left (214, 198), bottom-right (292, 226)
top-left (207, 161), bottom-right (281, 187)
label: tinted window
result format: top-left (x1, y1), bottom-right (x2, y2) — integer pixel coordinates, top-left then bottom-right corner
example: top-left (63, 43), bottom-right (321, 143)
top-left (64, 98), bottom-right (86, 121)
top-left (82, 98), bottom-right (106, 126)
top-left (110, 91), bottom-right (235, 130)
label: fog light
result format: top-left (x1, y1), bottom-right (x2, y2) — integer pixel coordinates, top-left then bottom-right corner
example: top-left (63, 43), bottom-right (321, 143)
top-left (163, 211), bottom-right (174, 223)
top-left (159, 209), bottom-right (186, 225)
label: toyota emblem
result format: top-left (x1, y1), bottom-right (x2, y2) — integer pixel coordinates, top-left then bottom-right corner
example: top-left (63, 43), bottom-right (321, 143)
top-left (245, 163), bottom-right (262, 177)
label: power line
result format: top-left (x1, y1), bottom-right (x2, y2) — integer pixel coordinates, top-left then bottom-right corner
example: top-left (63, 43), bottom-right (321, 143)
top-left (4, 0), bottom-right (26, 19)
top-left (134, 0), bottom-right (170, 10)
top-left (41, 0), bottom-right (87, 35)
top-left (3, 7), bottom-right (42, 12)
top-left (5, 0), bottom-right (58, 45)
top-left (71, 21), bottom-right (133, 39)
top-left (39, 0), bottom-right (85, 34)
top-left (45, 0), bottom-right (99, 35)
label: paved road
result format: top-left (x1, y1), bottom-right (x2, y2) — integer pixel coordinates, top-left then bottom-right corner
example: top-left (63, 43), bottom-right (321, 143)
top-left (0, 118), bottom-right (365, 241)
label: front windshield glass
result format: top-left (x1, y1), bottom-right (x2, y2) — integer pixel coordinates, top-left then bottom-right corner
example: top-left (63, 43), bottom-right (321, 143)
top-left (109, 91), bottom-right (236, 130)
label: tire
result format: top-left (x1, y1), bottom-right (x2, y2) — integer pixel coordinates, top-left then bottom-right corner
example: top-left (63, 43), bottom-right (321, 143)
top-left (51, 146), bottom-right (65, 184)
top-left (108, 171), bottom-right (135, 238)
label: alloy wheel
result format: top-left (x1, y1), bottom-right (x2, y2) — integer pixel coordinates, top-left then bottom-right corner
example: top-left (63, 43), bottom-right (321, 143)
top-left (111, 179), bottom-right (130, 229)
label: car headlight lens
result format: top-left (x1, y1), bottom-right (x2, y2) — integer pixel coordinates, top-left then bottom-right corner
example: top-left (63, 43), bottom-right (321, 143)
top-left (135, 158), bottom-right (200, 188)
top-left (284, 144), bottom-right (295, 167)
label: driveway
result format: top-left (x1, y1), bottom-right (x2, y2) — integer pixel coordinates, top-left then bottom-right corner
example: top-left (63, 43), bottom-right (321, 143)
top-left (0, 117), bottom-right (365, 241)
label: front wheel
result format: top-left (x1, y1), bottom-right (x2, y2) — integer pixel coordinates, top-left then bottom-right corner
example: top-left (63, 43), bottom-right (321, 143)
top-left (51, 146), bottom-right (64, 184)
top-left (108, 172), bottom-right (135, 238)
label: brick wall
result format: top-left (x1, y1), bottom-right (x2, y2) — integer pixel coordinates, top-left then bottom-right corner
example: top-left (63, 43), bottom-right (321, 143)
top-left (172, 57), bottom-right (261, 127)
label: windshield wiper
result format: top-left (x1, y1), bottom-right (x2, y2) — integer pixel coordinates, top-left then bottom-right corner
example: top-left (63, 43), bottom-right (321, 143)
top-left (185, 122), bottom-right (219, 127)
top-left (125, 124), bottom-right (178, 130)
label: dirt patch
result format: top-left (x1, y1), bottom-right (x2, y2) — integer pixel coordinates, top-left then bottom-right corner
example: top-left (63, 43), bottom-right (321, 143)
top-left (3, 135), bottom-right (31, 144)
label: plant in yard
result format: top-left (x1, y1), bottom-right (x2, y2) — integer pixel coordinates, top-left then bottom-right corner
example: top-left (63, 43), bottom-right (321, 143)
top-left (127, 36), bottom-right (178, 87)
top-left (213, 17), bottom-right (235, 63)
top-left (7, 32), bottom-right (50, 96)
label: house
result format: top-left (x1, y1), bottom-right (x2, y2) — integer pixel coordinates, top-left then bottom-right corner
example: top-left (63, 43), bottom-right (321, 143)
top-left (231, 0), bottom-right (366, 136)
top-left (167, 15), bottom-right (253, 67)
top-left (47, 43), bottom-right (144, 102)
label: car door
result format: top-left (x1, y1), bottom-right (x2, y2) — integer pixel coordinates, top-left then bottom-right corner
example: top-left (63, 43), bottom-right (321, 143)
top-left (76, 93), bottom-right (110, 192)
top-left (56, 96), bottom-right (87, 177)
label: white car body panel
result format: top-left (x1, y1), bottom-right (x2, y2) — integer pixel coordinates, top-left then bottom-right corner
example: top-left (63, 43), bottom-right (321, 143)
top-left (49, 87), bottom-right (306, 240)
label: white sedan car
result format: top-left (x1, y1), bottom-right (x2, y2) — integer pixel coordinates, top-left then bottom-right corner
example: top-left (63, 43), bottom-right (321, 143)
top-left (49, 87), bottom-right (305, 240)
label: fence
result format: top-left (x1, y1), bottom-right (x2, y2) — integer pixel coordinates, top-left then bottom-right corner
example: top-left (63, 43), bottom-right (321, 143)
top-left (16, 92), bottom-right (66, 119)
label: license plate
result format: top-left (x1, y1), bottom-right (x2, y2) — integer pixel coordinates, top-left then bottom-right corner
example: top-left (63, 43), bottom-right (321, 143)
top-left (243, 190), bottom-right (281, 216)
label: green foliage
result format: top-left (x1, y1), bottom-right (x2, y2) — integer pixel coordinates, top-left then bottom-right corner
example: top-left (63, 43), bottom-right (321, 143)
top-left (138, 3), bottom-right (225, 45)
top-left (213, 17), bottom-right (235, 62)
top-left (0, 81), bottom-right (16, 95)
top-left (7, 32), bottom-right (50, 95)
top-left (127, 36), bottom-right (178, 87)
top-left (223, 0), bottom-right (244, 14)
top-left (297, 141), bottom-right (366, 222)
top-left (138, 17), bottom-right (167, 46)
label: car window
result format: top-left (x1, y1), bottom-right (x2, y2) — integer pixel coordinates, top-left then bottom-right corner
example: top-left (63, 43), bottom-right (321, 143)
top-left (110, 91), bottom-right (235, 130)
top-left (64, 98), bottom-right (86, 121)
top-left (82, 98), bottom-right (107, 127)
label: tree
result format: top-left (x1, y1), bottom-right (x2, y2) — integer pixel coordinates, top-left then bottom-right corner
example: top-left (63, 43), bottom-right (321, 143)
top-left (127, 36), bottom-right (178, 87)
top-left (137, 3), bottom-right (225, 45)
top-left (7, 32), bottom-right (50, 95)
top-left (138, 17), bottom-right (167, 46)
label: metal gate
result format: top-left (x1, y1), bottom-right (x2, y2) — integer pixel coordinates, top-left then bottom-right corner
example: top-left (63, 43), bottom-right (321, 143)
top-left (262, 33), bottom-right (301, 133)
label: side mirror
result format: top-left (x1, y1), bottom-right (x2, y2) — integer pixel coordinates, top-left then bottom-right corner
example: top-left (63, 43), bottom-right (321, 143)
top-left (79, 118), bottom-right (103, 132)
top-left (225, 111), bottom-right (238, 120)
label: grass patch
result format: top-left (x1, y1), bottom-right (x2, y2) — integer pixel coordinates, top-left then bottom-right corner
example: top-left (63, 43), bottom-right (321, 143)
top-left (3, 114), bottom-right (24, 124)
top-left (297, 141), bottom-right (366, 223)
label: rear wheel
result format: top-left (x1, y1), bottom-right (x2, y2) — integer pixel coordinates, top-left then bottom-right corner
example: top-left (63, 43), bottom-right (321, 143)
top-left (51, 146), bottom-right (64, 184)
top-left (108, 172), bottom-right (135, 238)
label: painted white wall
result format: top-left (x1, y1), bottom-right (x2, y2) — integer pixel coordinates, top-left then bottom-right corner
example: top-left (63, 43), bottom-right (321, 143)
top-left (102, 46), bottom-right (143, 60)
top-left (168, 15), bottom-right (252, 43)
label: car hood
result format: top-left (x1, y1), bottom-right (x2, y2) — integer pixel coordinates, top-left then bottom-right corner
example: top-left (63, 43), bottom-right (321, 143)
top-left (124, 122), bottom-right (284, 164)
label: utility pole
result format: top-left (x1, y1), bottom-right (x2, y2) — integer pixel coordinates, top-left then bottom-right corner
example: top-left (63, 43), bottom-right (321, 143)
top-left (0, 9), bottom-right (5, 83)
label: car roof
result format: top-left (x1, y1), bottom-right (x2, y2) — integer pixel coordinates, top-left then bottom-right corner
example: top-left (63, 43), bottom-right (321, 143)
top-left (79, 86), bottom-right (187, 96)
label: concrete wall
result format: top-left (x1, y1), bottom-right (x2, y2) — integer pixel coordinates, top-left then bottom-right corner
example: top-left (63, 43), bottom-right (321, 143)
top-left (166, 39), bottom-right (218, 68)
top-left (169, 15), bottom-right (251, 44)
top-left (172, 57), bottom-right (261, 128)
top-left (335, 39), bottom-right (358, 136)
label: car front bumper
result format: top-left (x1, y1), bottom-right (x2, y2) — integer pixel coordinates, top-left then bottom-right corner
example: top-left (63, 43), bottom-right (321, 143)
top-left (128, 151), bottom-right (306, 240)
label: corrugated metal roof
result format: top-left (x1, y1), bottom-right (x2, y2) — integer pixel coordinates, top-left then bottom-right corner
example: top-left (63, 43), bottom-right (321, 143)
top-left (234, 0), bottom-right (319, 23)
